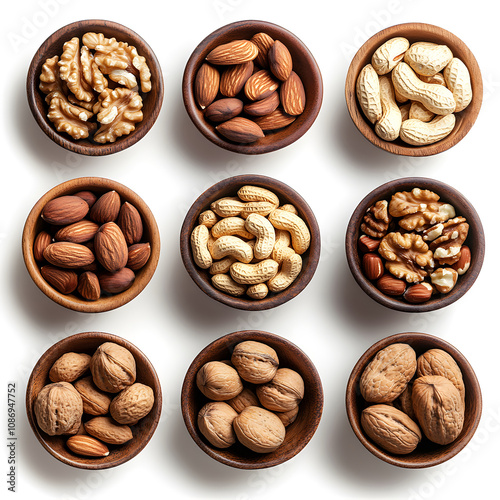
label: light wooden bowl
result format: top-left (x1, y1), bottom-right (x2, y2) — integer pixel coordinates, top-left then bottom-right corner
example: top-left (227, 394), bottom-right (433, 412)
top-left (27, 19), bottom-right (164, 156)
top-left (345, 22), bottom-right (482, 156)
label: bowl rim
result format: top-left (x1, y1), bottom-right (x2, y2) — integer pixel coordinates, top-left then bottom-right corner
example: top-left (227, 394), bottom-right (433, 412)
top-left (26, 18), bottom-right (164, 156)
top-left (345, 176), bottom-right (485, 312)
top-left (22, 176), bottom-right (161, 313)
top-left (25, 331), bottom-right (163, 470)
top-left (345, 331), bottom-right (482, 468)
top-left (345, 21), bottom-right (483, 157)
top-left (179, 173), bottom-right (321, 310)
top-left (180, 330), bottom-right (324, 469)
top-left (182, 19), bottom-right (323, 155)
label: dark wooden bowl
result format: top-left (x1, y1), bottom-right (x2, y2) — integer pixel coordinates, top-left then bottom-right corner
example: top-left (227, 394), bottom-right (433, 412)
top-left (346, 332), bottom-right (482, 468)
top-left (180, 174), bottom-right (321, 310)
top-left (182, 20), bottom-right (323, 154)
top-left (27, 19), bottom-right (164, 156)
top-left (181, 330), bottom-right (324, 469)
top-left (345, 177), bottom-right (485, 312)
top-left (22, 177), bottom-right (160, 313)
top-left (345, 22), bottom-right (482, 156)
top-left (26, 331), bottom-right (162, 469)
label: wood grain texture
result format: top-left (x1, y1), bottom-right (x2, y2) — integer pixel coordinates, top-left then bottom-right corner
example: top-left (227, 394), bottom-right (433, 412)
top-left (26, 332), bottom-right (162, 470)
top-left (22, 177), bottom-right (161, 313)
top-left (180, 174), bottom-right (321, 311)
top-left (345, 177), bottom-right (485, 313)
top-left (182, 20), bottom-right (323, 155)
top-left (346, 332), bottom-right (482, 468)
top-left (26, 19), bottom-right (164, 156)
top-left (181, 330), bottom-right (324, 469)
top-left (345, 22), bottom-right (483, 156)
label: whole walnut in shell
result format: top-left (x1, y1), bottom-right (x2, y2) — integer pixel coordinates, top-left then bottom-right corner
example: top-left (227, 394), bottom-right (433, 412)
top-left (256, 368), bottom-right (304, 412)
top-left (49, 352), bottom-right (91, 383)
top-left (227, 387), bottom-right (260, 413)
top-left (34, 382), bottom-right (83, 436)
top-left (90, 342), bottom-right (136, 393)
top-left (231, 341), bottom-right (279, 384)
top-left (110, 383), bottom-right (155, 424)
top-left (198, 401), bottom-right (238, 448)
top-left (196, 361), bottom-right (243, 401)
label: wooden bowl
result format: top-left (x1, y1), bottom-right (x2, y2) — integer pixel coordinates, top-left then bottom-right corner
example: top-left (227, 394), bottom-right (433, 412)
top-left (22, 177), bottom-right (160, 313)
top-left (182, 20), bottom-right (323, 154)
top-left (345, 177), bottom-right (485, 312)
top-left (180, 174), bottom-right (321, 310)
top-left (27, 19), bottom-right (164, 156)
top-left (346, 332), bottom-right (482, 468)
top-left (181, 330), bottom-right (324, 469)
top-left (345, 22), bottom-right (482, 156)
top-left (26, 331), bottom-right (162, 469)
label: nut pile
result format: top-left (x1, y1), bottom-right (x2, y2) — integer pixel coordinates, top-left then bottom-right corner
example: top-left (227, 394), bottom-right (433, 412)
top-left (356, 38), bottom-right (472, 145)
top-left (196, 340), bottom-right (304, 453)
top-left (359, 343), bottom-right (465, 454)
top-left (190, 185), bottom-right (311, 299)
top-left (34, 190), bottom-right (151, 300)
top-left (33, 342), bottom-right (155, 458)
top-left (39, 32), bottom-right (151, 143)
top-left (358, 187), bottom-right (471, 304)
top-left (194, 33), bottom-right (305, 143)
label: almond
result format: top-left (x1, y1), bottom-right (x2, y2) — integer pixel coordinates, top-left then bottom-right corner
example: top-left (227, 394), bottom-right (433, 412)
top-left (216, 117), bottom-right (265, 144)
top-left (220, 61), bottom-right (253, 97)
top-left (280, 71), bottom-right (306, 115)
top-left (94, 222), bottom-right (128, 272)
top-left (127, 243), bottom-right (151, 271)
top-left (268, 40), bottom-right (293, 81)
top-left (194, 63), bottom-right (220, 109)
top-left (376, 274), bottom-right (406, 296)
top-left (99, 267), bottom-right (135, 294)
top-left (41, 196), bottom-right (89, 225)
top-left (243, 91), bottom-right (279, 117)
top-left (244, 69), bottom-right (279, 101)
top-left (34, 231), bottom-right (52, 261)
top-left (117, 202), bottom-right (143, 245)
top-left (404, 282), bottom-right (433, 303)
top-left (77, 271), bottom-right (101, 301)
top-left (205, 98), bottom-right (243, 123)
top-left (451, 245), bottom-right (471, 275)
top-left (40, 265), bottom-right (78, 294)
top-left (250, 32), bottom-right (274, 68)
top-left (43, 242), bottom-right (95, 269)
top-left (73, 190), bottom-right (97, 208)
top-left (55, 220), bottom-right (99, 243)
top-left (89, 191), bottom-right (121, 224)
top-left (206, 40), bottom-right (258, 65)
top-left (252, 108), bottom-right (296, 131)
top-left (358, 235), bottom-right (380, 253)
top-left (362, 253), bottom-right (384, 280)
top-left (66, 435), bottom-right (109, 457)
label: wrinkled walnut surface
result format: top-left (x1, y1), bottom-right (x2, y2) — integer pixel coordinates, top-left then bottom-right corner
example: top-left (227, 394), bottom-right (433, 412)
top-left (231, 341), bottom-right (279, 384)
top-left (196, 361), bottom-right (243, 401)
top-left (198, 401), bottom-right (238, 448)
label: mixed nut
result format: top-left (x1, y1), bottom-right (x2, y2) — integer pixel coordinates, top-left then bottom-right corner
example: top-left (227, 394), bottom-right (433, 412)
top-left (190, 185), bottom-right (311, 299)
top-left (33, 342), bottom-right (155, 457)
top-left (39, 32), bottom-right (151, 142)
top-left (34, 189), bottom-right (151, 300)
top-left (359, 342), bottom-right (465, 454)
top-left (194, 33), bottom-right (305, 143)
top-left (356, 38), bottom-right (472, 145)
top-left (358, 187), bottom-right (471, 304)
top-left (196, 340), bottom-right (304, 453)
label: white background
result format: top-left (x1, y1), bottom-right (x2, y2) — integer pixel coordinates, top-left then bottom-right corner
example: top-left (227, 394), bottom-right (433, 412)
top-left (1, 0), bottom-right (498, 499)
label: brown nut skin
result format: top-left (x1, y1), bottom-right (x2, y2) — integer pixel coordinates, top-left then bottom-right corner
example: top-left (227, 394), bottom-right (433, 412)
top-left (34, 382), bottom-right (83, 436)
top-left (109, 383), bottom-right (155, 424)
top-left (360, 343), bottom-right (417, 403)
top-left (227, 387), bottom-right (259, 413)
top-left (49, 352), bottom-right (91, 383)
top-left (231, 341), bottom-right (279, 384)
top-left (256, 368), bottom-right (305, 412)
top-left (90, 342), bottom-right (136, 393)
top-left (84, 416), bottom-right (133, 445)
top-left (196, 361), bottom-right (243, 401)
top-left (198, 401), bottom-right (238, 449)
top-left (233, 406), bottom-right (286, 453)
top-left (74, 376), bottom-right (111, 416)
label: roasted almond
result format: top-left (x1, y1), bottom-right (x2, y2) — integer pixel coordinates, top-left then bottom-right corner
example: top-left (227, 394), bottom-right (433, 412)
top-left (216, 117), bottom-right (265, 144)
top-left (127, 243), bottom-right (151, 271)
top-left (358, 235), bottom-right (381, 253)
top-left (451, 245), bottom-right (471, 275)
top-left (94, 222), bottom-right (128, 272)
top-left (41, 196), bottom-right (89, 225)
top-left (250, 32), bottom-right (274, 68)
top-left (73, 190), bottom-right (97, 208)
top-left (194, 63), bottom-right (220, 109)
top-left (376, 274), bottom-right (406, 296)
top-left (41, 265), bottom-right (78, 294)
top-left (43, 242), bottom-right (95, 269)
top-left (99, 267), bottom-right (135, 294)
top-left (55, 220), bottom-right (99, 243)
top-left (252, 108), bottom-right (296, 131)
top-left (206, 40), bottom-right (258, 65)
top-left (280, 71), bottom-right (306, 115)
top-left (243, 91), bottom-right (279, 117)
top-left (89, 191), bottom-right (121, 224)
top-left (404, 282), bottom-right (433, 303)
top-left (220, 61), bottom-right (253, 97)
top-left (77, 271), bottom-right (101, 301)
top-left (34, 231), bottom-right (52, 261)
top-left (244, 69), bottom-right (279, 101)
top-left (117, 202), bottom-right (143, 245)
top-left (66, 435), bottom-right (109, 457)
top-left (205, 98), bottom-right (243, 123)
top-left (362, 253), bottom-right (384, 280)
top-left (268, 40), bottom-right (293, 81)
